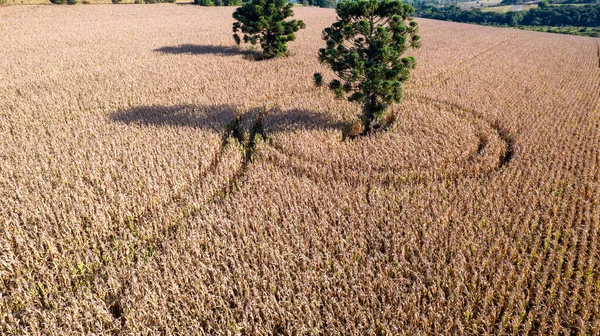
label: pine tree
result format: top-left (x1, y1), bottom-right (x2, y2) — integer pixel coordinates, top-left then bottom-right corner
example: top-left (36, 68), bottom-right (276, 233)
top-left (233, 0), bottom-right (306, 59)
top-left (314, 0), bottom-right (421, 135)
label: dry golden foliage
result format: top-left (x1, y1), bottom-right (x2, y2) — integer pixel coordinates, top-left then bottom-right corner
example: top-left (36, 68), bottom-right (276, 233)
top-left (0, 5), bottom-right (598, 335)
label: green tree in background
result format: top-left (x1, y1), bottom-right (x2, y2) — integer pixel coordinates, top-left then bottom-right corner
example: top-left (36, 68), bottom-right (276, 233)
top-left (233, 0), bottom-right (306, 59)
top-left (195, 0), bottom-right (240, 5)
top-left (314, 0), bottom-right (421, 135)
top-left (304, 0), bottom-right (336, 7)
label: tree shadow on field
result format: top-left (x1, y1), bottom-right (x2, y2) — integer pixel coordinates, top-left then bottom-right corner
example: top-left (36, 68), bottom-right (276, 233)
top-left (110, 104), bottom-right (236, 132)
top-left (109, 104), bottom-right (344, 135)
top-left (154, 44), bottom-right (259, 58)
top-left (264, 108), bottom-right (345, 134)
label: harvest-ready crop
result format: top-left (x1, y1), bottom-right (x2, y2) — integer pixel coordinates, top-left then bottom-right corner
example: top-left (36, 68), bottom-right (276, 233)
top-left (0, 5), bottom-right (597, 335)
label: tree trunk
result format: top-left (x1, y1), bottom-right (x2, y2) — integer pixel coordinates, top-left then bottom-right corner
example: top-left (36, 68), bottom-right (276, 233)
top-left (363, 93), bottom-right (374, 135)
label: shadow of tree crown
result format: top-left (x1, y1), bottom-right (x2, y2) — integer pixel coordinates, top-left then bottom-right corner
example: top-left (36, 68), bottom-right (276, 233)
top-left (110, 104), bottom-right (344, 134)
top-left (154, 44), bottom-right (258, 58)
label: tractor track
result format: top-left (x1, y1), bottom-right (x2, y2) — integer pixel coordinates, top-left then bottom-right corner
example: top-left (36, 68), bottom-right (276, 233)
top-left (264, 95), bottom-right (515, 191)
top-left (420, 35), bottom-right (518, 88)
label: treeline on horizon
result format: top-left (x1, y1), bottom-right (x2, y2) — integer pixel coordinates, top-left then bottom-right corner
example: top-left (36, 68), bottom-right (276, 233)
top-left (414, 3), bottom-right (600, 27)
top-left (193, 0), bottom-right (336, 7)
top-left (499, 0), bottom-right (592, 5)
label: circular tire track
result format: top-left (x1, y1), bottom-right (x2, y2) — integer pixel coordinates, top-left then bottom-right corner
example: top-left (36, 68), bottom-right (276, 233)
top-left (260, 97), bottom-right (515, 189)
top-left (413, 94), bottom-right (515, 169)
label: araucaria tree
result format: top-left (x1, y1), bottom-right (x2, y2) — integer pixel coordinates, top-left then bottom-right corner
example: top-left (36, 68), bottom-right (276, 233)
top-left (233, 0), bottom-right (306, 59)
top-left (314, 0), bottom-right (421, 135)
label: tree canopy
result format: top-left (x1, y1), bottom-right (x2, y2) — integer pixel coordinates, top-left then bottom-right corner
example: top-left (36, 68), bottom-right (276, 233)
top-left (315, 0), bottom-right (421, 135)
top-left (233, 0), bottom-right (306, 59)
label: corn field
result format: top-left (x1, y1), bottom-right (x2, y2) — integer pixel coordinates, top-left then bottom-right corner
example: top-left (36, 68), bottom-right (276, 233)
top-left (0, 5), bottom-right (598, 335)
